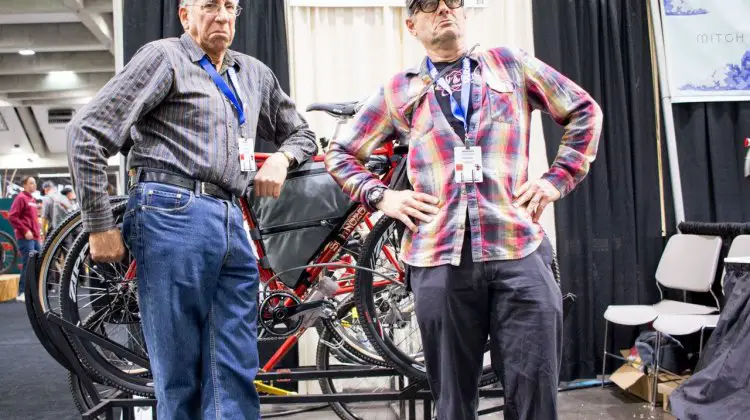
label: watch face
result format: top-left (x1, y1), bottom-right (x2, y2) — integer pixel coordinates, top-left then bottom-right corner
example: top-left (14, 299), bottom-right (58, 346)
top-left (370, 188), bottom-right (383, 202)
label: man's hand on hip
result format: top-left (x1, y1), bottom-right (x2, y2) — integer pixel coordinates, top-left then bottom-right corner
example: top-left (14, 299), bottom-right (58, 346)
top-left (376, 190), bottom-right (441, 233)
top-left (255, 152), bottom-right (290, 199)
top-left (513, 179), bottom-right (561, 223)
top-left (24, 231), bottom-right (33, 240)
top-left (89, 229), bottom-right (126, 263)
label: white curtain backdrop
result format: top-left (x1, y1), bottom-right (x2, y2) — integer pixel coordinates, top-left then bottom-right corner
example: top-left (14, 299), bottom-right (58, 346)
top-left (283, 1), bottom-right (557, 390)
top-left (284, 1), bottom-right (554, 240)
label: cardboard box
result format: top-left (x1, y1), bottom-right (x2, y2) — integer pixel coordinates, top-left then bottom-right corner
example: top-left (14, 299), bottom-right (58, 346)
top-left (658, 375), bottom-right (689, 413)
top-left (0, 274), bottom-right (19, 302)
top-left (609, 349), bottom-right (687, 405)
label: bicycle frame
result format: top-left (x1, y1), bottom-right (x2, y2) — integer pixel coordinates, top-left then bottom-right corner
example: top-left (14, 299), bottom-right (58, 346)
top-left (116, 144), bottom-right (405, 396)
top-left (247, 148), bottom-right (404, 382)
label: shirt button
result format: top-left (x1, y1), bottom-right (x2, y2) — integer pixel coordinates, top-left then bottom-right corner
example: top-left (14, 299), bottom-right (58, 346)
top-left (224, 178), bottom-right (228, 183)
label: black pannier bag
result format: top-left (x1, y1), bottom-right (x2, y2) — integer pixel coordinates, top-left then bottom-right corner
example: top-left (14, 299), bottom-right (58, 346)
top-left (246, 158), bottom-right (358, 288)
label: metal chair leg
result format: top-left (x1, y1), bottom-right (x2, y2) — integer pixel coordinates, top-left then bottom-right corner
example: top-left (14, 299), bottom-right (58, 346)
top-left (601, 320), bottom-right (609, 387)
top-left (651, 331), bottom-right (662, 407)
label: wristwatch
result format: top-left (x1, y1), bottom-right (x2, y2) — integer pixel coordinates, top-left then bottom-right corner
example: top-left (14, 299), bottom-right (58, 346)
top-left (367, 186), bottom-right (387, 208)
top-left (280, 150), bottom-right (297, 169)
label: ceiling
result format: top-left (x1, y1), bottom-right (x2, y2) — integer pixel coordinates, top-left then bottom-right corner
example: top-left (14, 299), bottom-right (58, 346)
top-left (0, 0), bottom-right (117, 171)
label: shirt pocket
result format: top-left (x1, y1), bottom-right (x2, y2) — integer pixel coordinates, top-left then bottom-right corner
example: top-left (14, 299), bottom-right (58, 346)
top-left (485, 75), bottom-right (517, 124)
top-left (405, 117), bottom-right (438, 193)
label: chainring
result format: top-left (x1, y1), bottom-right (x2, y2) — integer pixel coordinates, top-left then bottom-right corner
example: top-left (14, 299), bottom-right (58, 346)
top-left (258, 291), bottom-right (303, 338)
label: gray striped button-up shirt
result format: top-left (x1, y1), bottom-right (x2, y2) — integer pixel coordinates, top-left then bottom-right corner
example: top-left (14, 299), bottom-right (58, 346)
top-left (67, 33), bottom-right (318, 233)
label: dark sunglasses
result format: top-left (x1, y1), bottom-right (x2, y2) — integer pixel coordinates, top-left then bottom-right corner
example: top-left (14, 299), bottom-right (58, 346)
top-left (408, 0), bottom-right (464, 14)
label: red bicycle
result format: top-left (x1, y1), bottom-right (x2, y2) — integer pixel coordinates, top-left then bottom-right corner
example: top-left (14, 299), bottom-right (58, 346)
top-left (54, 101), bottom-right (426, 418)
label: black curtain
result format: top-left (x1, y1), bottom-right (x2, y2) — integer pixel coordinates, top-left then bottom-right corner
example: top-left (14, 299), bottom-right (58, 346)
top-left (123, 0), bottom-right (289, 153)
top-left (532, 0), bottom-right (672, 380)
top-left (673, 102), bottom-right (750, 222)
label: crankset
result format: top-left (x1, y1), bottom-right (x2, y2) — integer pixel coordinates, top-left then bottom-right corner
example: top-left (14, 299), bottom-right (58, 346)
top-left (258, 291), bottom-right (337, 338)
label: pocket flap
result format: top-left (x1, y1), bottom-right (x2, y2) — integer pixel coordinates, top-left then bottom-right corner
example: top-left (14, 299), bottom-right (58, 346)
top-left (485, 71), bottom-right (515, 93)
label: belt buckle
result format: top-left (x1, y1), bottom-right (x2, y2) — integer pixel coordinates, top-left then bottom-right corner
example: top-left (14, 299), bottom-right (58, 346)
top-left (200, 182), bottom-right (208, 195)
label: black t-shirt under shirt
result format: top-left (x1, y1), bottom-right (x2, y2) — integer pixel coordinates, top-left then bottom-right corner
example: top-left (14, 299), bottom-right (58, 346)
top-left (432, 59), bottom-right (479, 141)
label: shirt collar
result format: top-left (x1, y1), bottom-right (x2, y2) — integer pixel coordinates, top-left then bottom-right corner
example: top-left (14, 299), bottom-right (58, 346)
top-left (406, 49), bottom-right (481, 81)
top-left (180, 33), bottom-right (239, 71)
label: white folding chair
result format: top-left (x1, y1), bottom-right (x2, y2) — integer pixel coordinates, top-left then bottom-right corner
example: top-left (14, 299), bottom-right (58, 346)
top-left (600, 234), bottom-right (722, 388)
top-left (650, 235), bottom-right (750, 403)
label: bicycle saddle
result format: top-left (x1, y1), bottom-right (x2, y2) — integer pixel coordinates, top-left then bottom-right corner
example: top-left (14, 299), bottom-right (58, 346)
top-left (306, 101), bottom-right (360, 117)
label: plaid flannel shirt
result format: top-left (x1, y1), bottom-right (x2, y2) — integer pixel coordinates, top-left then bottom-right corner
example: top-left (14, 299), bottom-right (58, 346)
top-left (325, 47), bottom-right (603, 267)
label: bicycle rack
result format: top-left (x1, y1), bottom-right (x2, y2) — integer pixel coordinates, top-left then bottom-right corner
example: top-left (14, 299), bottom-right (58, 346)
top-left (24, 247), bottom-right (596, 420)
top-left (80, 368), bottom-right (508, 420)
top-left (23, 251), bottom-right (133, 416)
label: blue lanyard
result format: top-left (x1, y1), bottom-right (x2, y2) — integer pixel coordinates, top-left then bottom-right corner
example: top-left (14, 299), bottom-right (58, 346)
top-left (199, 56), bottom-right (246, 126)
top-left (427, 57), bottom-right (472, 134)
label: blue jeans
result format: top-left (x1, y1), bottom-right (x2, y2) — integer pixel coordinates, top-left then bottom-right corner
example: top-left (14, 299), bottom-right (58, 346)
top-left (122, 181), bottom-right (260, 420)
top-left (17, 239), bottom-right (41, 296)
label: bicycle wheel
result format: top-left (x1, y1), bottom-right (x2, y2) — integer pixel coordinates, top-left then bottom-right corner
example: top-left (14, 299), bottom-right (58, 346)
top-left (354, 216), bottom-right (498, 384)
top-left (0, 230), bottom-right (18, 275)
top-left (68, 312), bottom-right (135, 416)
top-left (317, 324), bottom-right (402, 420)
top-left (59, 209), bottom-right (153, 397)
top-left (38, 197), bottom-right (128, 314)
top-left (26, 200), bottom-right (127, 372)
top-left (68, 372), bottom-right (126, 417)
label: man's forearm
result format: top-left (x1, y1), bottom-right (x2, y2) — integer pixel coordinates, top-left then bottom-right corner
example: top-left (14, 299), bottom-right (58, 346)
top-left (67, 123), bottom-right (117, 233)
top-left (276, 126), bottom-right (318, 165)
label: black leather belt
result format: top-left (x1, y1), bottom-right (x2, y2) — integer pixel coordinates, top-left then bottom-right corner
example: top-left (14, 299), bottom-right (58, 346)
top-left (130, 169), bottom-right (236, 202)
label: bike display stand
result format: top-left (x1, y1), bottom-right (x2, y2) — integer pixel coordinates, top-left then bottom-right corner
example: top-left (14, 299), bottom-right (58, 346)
top-left (23, 251), bottom-right (132, 416)
top-left (23, 247), bottom-right (502, 420)
top-left (80, 368), bottom-right (507, 420)
top-left (25, 247), bottom-right (600, 420)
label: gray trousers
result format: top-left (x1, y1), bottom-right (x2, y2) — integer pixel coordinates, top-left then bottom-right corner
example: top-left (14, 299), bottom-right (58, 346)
top-left (409, 232), bottom-right (562, 420)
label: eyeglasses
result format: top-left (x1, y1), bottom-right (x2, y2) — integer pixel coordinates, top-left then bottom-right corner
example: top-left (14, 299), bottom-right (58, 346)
top-left (408, 0), bottom-right (464, 14)
top-left (192, 1), bottom-right (243, 17)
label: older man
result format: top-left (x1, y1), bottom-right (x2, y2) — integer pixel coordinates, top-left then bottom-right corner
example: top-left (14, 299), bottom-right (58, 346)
top-left (326, 0), bottom-right (603, 419)
top-left (66, 0), bottom-right (317, 418)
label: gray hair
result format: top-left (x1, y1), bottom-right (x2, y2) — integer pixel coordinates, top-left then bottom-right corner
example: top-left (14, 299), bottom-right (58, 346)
top-left (405, 0), bottom-right (415, 16)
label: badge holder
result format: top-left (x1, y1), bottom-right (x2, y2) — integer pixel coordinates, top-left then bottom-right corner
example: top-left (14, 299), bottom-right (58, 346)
top-left (454, 146), bottom-right (484, 184)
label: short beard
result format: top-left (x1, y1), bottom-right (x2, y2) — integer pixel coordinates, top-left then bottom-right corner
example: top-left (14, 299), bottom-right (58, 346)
top-left (431, 29), bottom-right (459, 47)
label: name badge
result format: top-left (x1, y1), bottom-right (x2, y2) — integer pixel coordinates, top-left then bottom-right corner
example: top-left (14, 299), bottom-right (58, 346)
top-left (454, 146), bottom-right (483, 184)
top-left (239, 137), bottom-right (256, 172)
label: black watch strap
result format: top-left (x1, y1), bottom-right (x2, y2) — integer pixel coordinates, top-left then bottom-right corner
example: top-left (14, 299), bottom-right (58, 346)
top-left (367, 186), bottom-right (387, 208)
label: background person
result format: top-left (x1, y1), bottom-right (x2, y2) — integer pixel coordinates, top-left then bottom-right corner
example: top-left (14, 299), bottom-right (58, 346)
top-left (8, 176), bottom-right (42, 302)
top-left (40, 181), bottom-right (73, 236)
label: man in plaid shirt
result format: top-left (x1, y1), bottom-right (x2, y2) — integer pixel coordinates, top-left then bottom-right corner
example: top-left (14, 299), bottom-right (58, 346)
top-left (326, 0), bottom-right (603, 418)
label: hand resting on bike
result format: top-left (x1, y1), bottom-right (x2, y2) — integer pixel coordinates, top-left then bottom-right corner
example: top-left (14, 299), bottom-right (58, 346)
top-left (255, 152), bottom-right (291, 199)
top-left (89, 229), bottom-right (126, 263)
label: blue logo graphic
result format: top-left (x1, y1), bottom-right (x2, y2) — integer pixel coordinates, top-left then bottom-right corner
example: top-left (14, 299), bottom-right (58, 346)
top-left (664, 0), bottom-right (709, 15)
top-left (680, 50), bottom-right (750, 91)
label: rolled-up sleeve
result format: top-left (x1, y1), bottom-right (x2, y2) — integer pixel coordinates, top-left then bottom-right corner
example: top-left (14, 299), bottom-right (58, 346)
top-left (66, 43), bottom-right (173, 233)
top-left (257, 68), bottom-right (318, 164)
top-left (518, 49), bottom-right (603, 197)
top-left (325, 86), bottom-right (395, 209)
